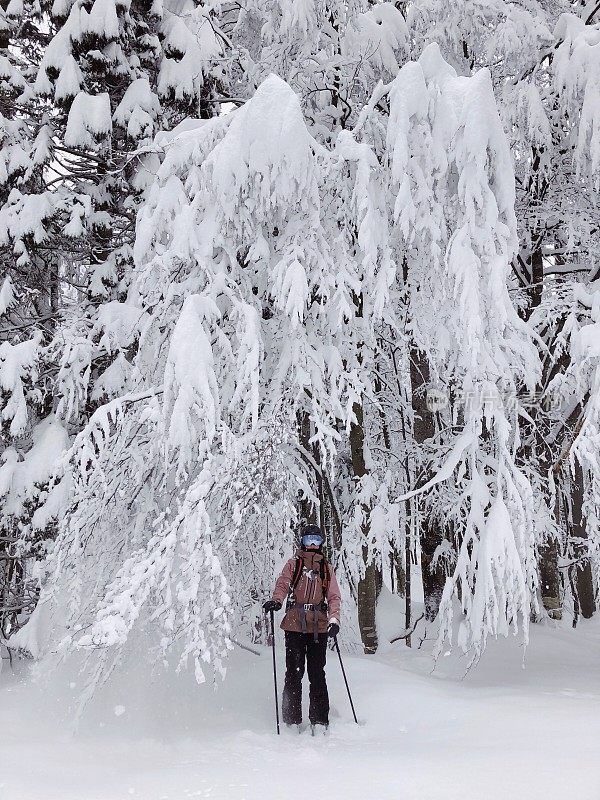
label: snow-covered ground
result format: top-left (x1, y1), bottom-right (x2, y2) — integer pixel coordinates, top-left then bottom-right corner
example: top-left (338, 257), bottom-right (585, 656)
top-left (2, 604), bottom-right (600, 800)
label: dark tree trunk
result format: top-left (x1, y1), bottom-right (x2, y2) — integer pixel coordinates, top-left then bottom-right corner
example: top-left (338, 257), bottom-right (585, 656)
top-left (519, 151), bottom-right (564, 620)
top-left (538, 538), bottom-right (562, 620)
top-left (357, 555), bottom-right (380, 654)
top-left (409, 347), bottom-right (445, 622)
top-left (518, 203), bottom-right (564, 619)
top-left (405, 521), bottom-right (412, 647)
top-left (569, 460), bottom-right (596, 620)
top-left (534, 459), bottom-right (562, 620)
top-left (390, 546), bottom-right (406, 596)
top-left (350, 400), bottom-right (380, 654)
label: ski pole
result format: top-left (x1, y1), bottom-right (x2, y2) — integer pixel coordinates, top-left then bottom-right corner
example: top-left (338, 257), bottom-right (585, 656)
top-left (269, 609), bottom-right (281, 735)
top-left (334, 636), bottom-right (358, 724)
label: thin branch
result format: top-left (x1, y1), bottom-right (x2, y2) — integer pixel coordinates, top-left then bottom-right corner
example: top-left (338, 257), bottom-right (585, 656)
top-left (229, 637), bottom-right (262, 656)
top-left (390, 613), bottom-right (425, 643)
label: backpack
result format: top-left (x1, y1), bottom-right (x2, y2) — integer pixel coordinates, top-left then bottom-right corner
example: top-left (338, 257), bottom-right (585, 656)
top-left (287, 554), bottom-right (331, 606)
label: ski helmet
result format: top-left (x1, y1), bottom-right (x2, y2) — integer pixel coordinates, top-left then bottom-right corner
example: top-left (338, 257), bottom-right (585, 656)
top-left (300, 524), bottom-right (324, 549)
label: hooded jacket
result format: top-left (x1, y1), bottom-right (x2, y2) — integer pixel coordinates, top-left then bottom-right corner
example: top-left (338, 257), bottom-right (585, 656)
top-left (271, 548), bottom-right (341, 634)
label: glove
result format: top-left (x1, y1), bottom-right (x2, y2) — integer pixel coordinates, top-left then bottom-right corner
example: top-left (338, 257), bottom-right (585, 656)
top-left (263, 599), bottom-right (282, 613)
top-left (327, 622), bottom-right (340, 639)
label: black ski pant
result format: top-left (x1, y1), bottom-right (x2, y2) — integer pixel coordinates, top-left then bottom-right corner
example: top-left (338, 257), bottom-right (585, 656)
top-left (282, 631), bottom-right (329, 726)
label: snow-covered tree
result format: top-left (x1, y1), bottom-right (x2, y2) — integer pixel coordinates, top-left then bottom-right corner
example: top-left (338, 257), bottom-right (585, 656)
top-left (37, 74), bottom-right (376, 675)
top-left (4, 0), bottom-right (599, 682)
top-left (0, 0), bottom-right (61, 640)
top-left (502, 6), bottom-right (600, 623)
top-left (26, 36), bottom-right (544, 679)
top-left (0, 0), bottom-right (228, 640)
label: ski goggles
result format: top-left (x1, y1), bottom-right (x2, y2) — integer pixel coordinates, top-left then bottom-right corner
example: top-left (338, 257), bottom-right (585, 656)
top-left (301, 533), bottom-right (324, 548)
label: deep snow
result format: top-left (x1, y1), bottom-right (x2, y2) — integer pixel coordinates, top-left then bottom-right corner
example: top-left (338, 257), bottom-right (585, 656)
top-left (1, 601), bottom-right (600, 800)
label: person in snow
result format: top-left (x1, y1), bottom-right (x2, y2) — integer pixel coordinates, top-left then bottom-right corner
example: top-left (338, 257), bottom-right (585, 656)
top-left (263, 524), bottom-right (341, 731)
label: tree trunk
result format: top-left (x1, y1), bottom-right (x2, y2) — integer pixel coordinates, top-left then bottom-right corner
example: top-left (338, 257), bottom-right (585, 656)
top-left (538, 539), bottom-right (562, 620)
top-left (350, 400), bottom-right (380, 654)
top-left (409, 347), bottom-right (445, 621)
top-left (520, 152), bottom-right (563, 620)
top-left (390, 546), bottom-right (406, 596)
top-left (535, 437), bottom-right (562, 620)
top-left (405, 514), bottom-right (412, 647)
top-left (357, 553), bottom-right (379, 654)
top-left (568, 460), bottom-right (596, 620)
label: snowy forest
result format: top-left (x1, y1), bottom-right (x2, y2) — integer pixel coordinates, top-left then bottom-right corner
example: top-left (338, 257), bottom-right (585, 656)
top-left (1, 1), bottom-right (600, 795)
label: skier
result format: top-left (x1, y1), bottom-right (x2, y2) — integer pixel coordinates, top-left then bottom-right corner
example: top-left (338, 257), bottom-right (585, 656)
top-left (263, 524), bottom-right (341, 733)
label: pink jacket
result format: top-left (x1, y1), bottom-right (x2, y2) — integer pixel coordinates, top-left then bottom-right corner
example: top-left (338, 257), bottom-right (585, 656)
top-left (272, 549), bottom-right (341, 634)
